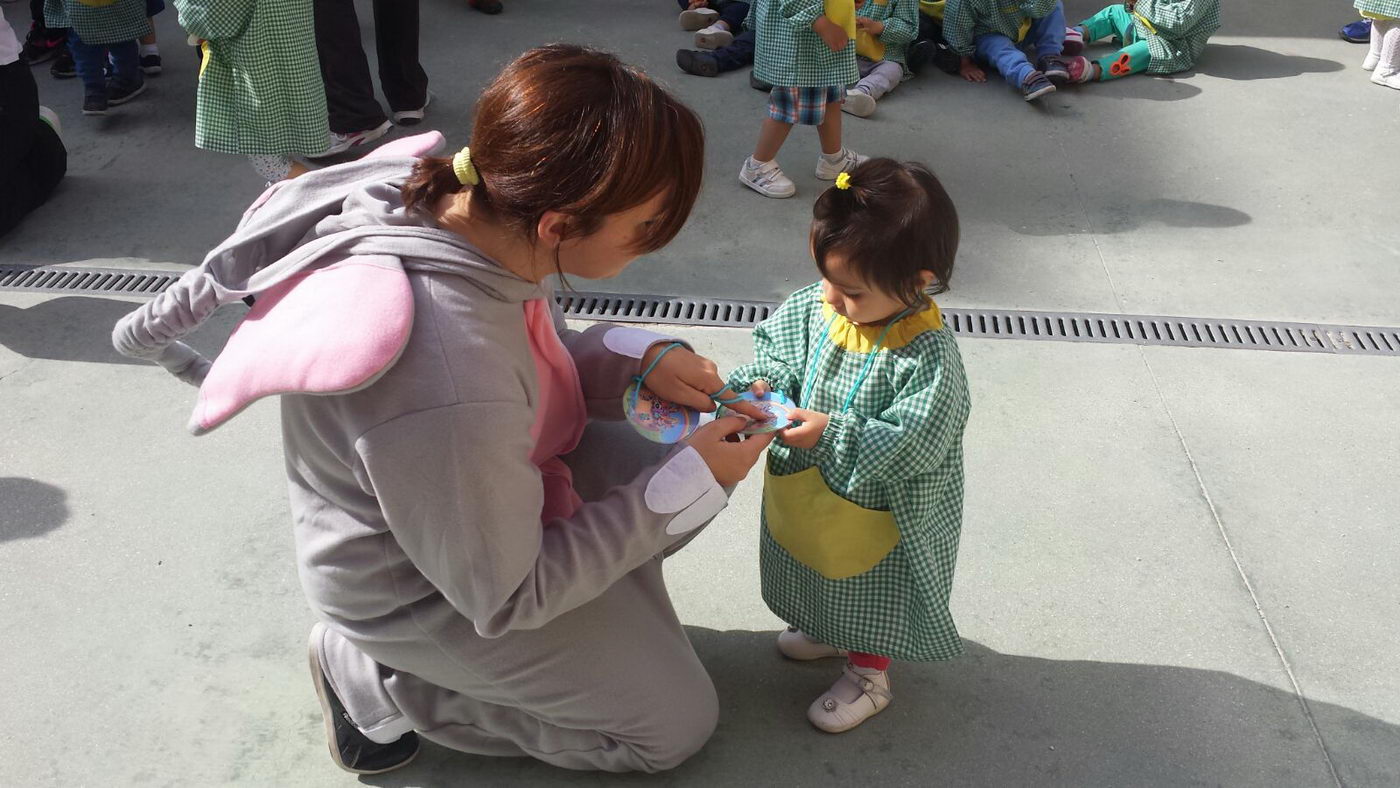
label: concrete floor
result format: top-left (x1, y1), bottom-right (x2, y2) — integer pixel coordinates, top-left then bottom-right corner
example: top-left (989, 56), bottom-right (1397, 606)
top-left (2, 0), bottom-right (1398, 785)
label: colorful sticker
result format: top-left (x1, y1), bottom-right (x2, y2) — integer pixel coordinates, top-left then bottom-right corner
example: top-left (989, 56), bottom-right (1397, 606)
top-left (718, 390), bottom-right (795, 435)
top-left (623, 382), bottom-right (702, 444)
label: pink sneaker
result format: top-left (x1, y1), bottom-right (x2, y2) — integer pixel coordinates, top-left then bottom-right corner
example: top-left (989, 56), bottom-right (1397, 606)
top-left (1062, 26), bottom-right (1085, 56)
top-left (1065, 55), bottom-right (1094, 84)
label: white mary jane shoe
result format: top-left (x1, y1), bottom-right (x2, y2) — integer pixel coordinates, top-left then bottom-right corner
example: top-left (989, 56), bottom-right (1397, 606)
top-left (807, 664), bottom-right (892, 733)
top-left (777, 626), bottom-right (848, 661)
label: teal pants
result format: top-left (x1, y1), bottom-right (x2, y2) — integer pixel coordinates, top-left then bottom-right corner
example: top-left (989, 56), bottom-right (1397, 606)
top-left (1078, 5), bottom-right (1152, 80)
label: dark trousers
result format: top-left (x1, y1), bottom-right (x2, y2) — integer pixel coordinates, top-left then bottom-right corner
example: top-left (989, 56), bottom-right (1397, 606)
top-left (68, 31), bottom-right (141, 94)
top-left (714, 29), bottom-right (756, 72)
top-left (0, 61), bottom-right (67, 239)
top-left (675, 0), bottom-right (749, 31)
top-left (312, 0), bottom-right (428, 133)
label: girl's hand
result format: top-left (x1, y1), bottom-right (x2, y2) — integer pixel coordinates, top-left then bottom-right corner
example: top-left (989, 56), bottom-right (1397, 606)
top-left (959, 57), bottom-right (987, 82)
top-left (813, 16), bottom-right (850, 52)
top-left (686, 417), bottom-right (776, 486)
top-left (780, 408), bottom-right (830, 449)
top-left (641, 344), bottom-right (768, 421)
top-left (749, 379), bottom-right (771, 397)
top-left (856, 17), bottom-right (884, 36)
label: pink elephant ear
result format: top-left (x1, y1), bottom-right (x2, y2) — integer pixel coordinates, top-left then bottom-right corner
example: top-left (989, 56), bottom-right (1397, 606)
top-left (189, 259), bottom-right (414, 435)
top-left (366, 130), bottom-right (447, 160)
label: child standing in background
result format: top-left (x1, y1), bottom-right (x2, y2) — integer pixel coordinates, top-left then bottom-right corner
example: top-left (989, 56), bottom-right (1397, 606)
top-left (942, 0), bottom-right (1069, 101)
top-left (842, 0), bottom-right (919, 118)
top-left (728, 158), bottom-right (971, 733)
top-left (1357, 0), bottom-right (1400, 89)
top-left (44, 0), bottom-right (150, 115)
top-left (740, 0), bottom-right (866, 199)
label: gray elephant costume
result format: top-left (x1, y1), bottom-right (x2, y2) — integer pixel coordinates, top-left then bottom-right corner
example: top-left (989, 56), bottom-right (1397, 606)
top-left (113, 154), bottom-right (732, 772)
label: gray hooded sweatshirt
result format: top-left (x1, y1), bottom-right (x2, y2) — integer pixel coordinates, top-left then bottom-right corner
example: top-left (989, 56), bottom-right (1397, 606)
top-left (113, 159), bottom-right (729, 642)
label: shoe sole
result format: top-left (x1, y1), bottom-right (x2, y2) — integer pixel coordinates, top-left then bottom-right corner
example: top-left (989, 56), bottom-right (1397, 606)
top-left (309, 122), bottom-right (393, 158)
top-left (810, 699), bottom-right (890, 734)
top-left (739, 173), bottom-right (795, 199)
top-left (778, 645), bottom-right (848, 661)
top-left (695, 31), bottom-right (733, 50)
top-left (393, 94), bottom-right (431, 126)
top-left (842, 92), bottom-right (876, 118)
top-left (1023, 83), bottom-right (1057, 101)
top-left (82, 108), bottom-right (107, 116)
top-left (52, 70), bottom-right (76, 79)
top-left (676, 50), bottom-right (719, 77)
top-left (108, 82), bottom-right (147, 106)
top-left (142, 66), bottom-right (162, 75)
top-left (307, 626), bottom-right (421, 776)
top-left (679, 9), bottom-right (718, 30)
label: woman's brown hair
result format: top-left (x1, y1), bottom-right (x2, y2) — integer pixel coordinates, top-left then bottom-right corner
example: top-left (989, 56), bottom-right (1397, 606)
top-left (402, 44), bottom-right (704, 254)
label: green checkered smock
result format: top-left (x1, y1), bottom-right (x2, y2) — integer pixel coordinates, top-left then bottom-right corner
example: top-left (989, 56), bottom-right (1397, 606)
top-left (942, 0), bottom-right (1059, 57)
top-left (45, 0), bottom-right (152, 46)
top-left (858, 0), bottom-right (920, 65)
top-left (174, 0), bottom-right (329, 156)
top-left (747, 0), bottom-right (860, 88)
top-left (1132, 0), bottom-right (1221, 74)
top-left (1356, 0), bottom-right (1400, 19)
top-left (728, 283), bottom-right (972, 662)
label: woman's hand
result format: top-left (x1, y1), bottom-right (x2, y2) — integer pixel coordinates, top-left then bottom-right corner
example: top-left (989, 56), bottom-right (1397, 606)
top-left (959, 56), bottom-right (987, 82)
top-left (686, 417), bottom-right (775, 486)
top-left (780, 408), bottom-right (830, 449)
top-left (641, 343), bottom-right (768, 420)
top-left (814, 16), bottom-right (850, 52)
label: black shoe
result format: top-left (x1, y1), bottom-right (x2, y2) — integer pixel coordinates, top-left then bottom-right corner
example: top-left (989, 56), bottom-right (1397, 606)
top-left (749, 71), bottom-right (773, 92)
top-left (1037, 55), bottom-right (1071, 83)
top-left (140, 53), bottom-right (162, 75)
top-left (50, 46), bottom-right (76, 79)
top-left (907, 39), bottom-right (935, 75)
top-left (107, 79), bottom-right (146, 105)
top-left (932, 43), bottom-right (962, 75)
top-left (21, 25), bottom-right (66, 65)
top-left (308, 626), bottom-right (420, 775)
top-left (82, 92), bottom-right (108, 116)
top-left (676, 49), bottom-right (719, 77)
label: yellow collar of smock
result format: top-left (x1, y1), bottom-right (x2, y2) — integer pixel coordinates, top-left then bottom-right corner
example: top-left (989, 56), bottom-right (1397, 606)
top-left (820, 297), bottom-right (944, 353)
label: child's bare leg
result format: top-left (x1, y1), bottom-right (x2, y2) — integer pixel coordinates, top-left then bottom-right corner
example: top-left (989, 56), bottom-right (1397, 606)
top-left (140, 21), bottom-right (156, 47)
top-left (815, 102), bottom-right (843, 155)
top-left (753, 118), bottom-right (794, 162)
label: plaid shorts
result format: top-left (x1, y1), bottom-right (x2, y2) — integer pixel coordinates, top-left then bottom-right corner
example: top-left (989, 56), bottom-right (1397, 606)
top-left (767, 86), bottom-right (845, 125)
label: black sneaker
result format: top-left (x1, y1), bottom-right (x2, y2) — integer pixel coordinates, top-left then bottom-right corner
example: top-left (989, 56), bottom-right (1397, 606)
top-left (308, 625), bottom-right (420, 775)
top-left (140, 53), bottom-right (162, 75)
top-left (1037, 55), bottom-right (1071, 83)
top-left (82, 92), bottom-right (108, 116)
top-left (50, 46), bottom-right (76, 79)
top-left (749, 71), bottom-right (773, 92)
top-left (107, 79), bottom-right (146, 105)
top-left (676, 49), bottom-right (719, 78)
top-left (1022, 71), bottom-right (1057, 101)
top-left (21, 26), bottom-right (66, 65)
top-left (906, 39), bottom-right (936, 75)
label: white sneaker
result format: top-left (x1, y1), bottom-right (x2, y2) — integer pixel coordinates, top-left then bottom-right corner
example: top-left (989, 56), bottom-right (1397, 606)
top-left (778, 627), bottom-right (848, 660)
top-left (392, 93), bottom-right (432, 126)
top-left (842, 89), bottom-right (876, 118)
top-left (695, 25), bottom-right (734, 50)
top-left (740, 157), bottom-right (796, 198)
top-left (807, 664), bottom-right (892, 733)
top-left (1372, 69), bottom-right (1400, 89)
top-left (679, 7), bottom-right (719, 30)
top-left (1363, 53), bottom-right (1380, 71)
top-left (815, 147), bottom-right (867, 180)
top-left (312, 120), bottom-right (392, 158)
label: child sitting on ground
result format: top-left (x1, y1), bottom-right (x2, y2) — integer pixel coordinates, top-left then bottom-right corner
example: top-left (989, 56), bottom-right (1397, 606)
top-left (728, 158), bottom-right (972, 733)
top-left (741, 0), bottom-right (865, 199)
top-left (676, 0), bottom-right (756, 77)
top-left (907, 0), bottom-right (963, 75)
top-left (942, 0), bottom-right (1070, 101)
top-left (678, 0), bottom-right (749, 49)
top-left (1058, 0), bottom-right (1220, 84)
top-left (842, 0), bottom-right (919, 118)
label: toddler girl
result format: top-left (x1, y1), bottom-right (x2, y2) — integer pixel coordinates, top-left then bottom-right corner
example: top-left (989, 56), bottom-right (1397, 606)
top-left (728, 158), bottom-right (972, 732)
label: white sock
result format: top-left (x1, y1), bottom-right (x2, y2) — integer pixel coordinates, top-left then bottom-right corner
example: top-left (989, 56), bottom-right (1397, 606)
top-left (820, 149), bottom-right (846, 163)
top-left (141, 43), bottom-right (159, 56)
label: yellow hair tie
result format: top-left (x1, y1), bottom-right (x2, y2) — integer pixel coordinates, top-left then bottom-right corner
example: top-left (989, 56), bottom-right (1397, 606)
top-left (452, 146), bottom-right (479, 186)
top-left (834, 172), bottom-right (852, 190)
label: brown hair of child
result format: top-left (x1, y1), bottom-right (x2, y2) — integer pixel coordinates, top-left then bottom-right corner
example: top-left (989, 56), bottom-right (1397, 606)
top-left (810, 159), bottom-right (960, 308)
top-left (401, 44), bottom-right (705, 254)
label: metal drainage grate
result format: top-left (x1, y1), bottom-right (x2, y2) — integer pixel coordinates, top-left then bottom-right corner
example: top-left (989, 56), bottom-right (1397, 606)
top-left (3, 264), bottom-right (1398, 356)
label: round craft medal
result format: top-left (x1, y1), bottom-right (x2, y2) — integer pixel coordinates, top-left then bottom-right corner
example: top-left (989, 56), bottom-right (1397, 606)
top-left (718, 390), bottom-right (795, 435)
top-left (623, 381), bottom-right (703, 444)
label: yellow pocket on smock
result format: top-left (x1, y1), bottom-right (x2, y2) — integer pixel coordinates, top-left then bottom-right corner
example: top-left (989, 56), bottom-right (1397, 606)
top-left (764, 466), bottom-right (900, 580)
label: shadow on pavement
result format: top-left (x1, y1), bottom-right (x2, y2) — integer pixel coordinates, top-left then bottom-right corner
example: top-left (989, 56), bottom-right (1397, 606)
top-left (0, 296), bottom-right (239, 365)
top-left (0, 477), bottom-right (69, 543)
top-left (1012, 197), bottom-right (1251, 236)
top-left (1189, 44), bottom-right (1346, 81)
top-left (358, 630), bottom-right (1399, 787)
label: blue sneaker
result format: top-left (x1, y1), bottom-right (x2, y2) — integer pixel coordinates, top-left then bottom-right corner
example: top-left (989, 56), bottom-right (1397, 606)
top-left (1340, 19), bottom-right (1372, 44)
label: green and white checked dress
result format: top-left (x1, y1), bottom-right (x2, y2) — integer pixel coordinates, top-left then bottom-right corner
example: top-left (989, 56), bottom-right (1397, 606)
top-left (45, 0), bottom-right (152, 46)
top-left (728, 283), bottom-right (972, 662)
top-left (747, 0), bottom-right (861, 88)
top-left (1130, 0), bottom-right (1221, 74)
top-left (942, 0), bottom-right (1060, 57)
top-left (1356, 0), bottom-right (1400, 19)
top-left (174, 0), bottom-right (328, 156)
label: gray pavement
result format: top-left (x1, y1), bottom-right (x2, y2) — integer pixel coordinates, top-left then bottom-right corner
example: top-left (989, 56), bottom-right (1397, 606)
top-left (3, 0), bottom-right (1400, 785)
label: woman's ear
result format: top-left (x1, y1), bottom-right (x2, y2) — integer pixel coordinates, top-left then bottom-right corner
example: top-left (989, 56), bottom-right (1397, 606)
top-left (536, 211), bottom-right (572, 249)
top-left (920, 269), bottom-right (937, 288)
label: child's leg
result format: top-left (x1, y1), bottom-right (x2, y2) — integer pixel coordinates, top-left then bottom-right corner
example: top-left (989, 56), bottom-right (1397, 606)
top-left (1078, 4), bottom-right (1135, 45)
top-left (65, 31), bottom-right (107, 95)
top-left (853, 60), bottom-right (903, 100)
top-left (718, 1), bottom-right (748, 31)
top-left (107, 40), bottom-right (142, 86)
top-left (1364, 17), bottom-right (1385, 68)
top-left (848, 652), bottom-right (892, 671)
top-left (753, 116), bottom-right (794, 161)
top-left (974, 33), bottom-right (1035, 88)
top-left (720, 29), bottom-right (755, 71)
top-left (1094, 39), bottom-right (1151, 80)
top-left (815, 99), bottom-right (843, 155)
top-left (1026, 1), bottom-right (1067, 61)
top-left (1374, 20), bottom-right (1400, 82)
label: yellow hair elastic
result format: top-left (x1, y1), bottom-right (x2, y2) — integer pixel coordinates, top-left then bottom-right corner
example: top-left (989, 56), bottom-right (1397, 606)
top-left (452, 146), bottom-right (480, 186)
top-left (834, 172), bottom-right (852, 190)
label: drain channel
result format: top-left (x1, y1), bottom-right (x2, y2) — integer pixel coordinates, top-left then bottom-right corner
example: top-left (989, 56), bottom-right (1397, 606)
top-left (3, 264), bottom-right (1397, 356)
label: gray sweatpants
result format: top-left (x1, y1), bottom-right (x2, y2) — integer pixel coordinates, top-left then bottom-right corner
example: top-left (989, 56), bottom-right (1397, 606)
top-left (854, 56), bottom-right (905, 100)
top-left (315, 421), bottom-right (720, 773)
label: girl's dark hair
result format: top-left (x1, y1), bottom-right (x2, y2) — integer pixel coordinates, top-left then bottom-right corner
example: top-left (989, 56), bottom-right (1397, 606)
top-left (401, 44), bottom-right (704, 253)
top-left (810, 159), bottom-right (959, 308)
